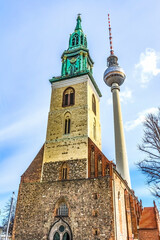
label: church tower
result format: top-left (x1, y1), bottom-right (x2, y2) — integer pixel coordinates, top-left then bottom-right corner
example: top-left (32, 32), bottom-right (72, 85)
top-left (42, 14), bottom-right (102, 181)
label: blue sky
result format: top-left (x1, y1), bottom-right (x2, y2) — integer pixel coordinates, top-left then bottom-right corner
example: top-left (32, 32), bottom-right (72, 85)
top-left (0, 0), bottom-right (160, 224)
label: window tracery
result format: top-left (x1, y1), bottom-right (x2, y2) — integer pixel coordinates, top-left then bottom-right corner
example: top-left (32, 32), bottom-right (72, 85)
top-left (72, 34), bottom-right (79, 47)
top-left (64, 112), bottom-right (71, 135)
top-left (81, 35), bottom-right (83, 45)
top-left (63, 87), bottom-right (75, 107)
top-left (61, 163), bottom-right (68, 180)
top-left (48, 219), bottom-right (71, 240)
top-left (57, 203), bottom-right (69, 217)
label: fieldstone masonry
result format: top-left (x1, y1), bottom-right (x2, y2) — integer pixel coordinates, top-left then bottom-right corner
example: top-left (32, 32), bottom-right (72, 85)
top-left (42, 159), bottom-right (87, 181)
top-left (13, 177), bottom-right (113, 240)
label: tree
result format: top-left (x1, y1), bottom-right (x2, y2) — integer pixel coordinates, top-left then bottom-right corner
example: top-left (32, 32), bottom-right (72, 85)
top-left (137, 108), bottom-right (160, 198)
top-left (2, 194), bottom-right (16, 236)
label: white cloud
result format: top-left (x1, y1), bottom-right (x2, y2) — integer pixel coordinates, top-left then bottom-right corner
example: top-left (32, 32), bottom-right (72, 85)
top-left (0, 108), bottom-right (47, 143)
top-left (120, 87), bottom-right (132, 103)
top-left (125, 107), bottom-right (158, 131)
top-left (135, 48), bottom-right (160, 87)
top-left (107, 87), bottom-right (132, 105)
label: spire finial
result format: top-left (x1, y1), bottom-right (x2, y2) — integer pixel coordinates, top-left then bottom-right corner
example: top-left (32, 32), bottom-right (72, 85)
top-left (108, 13), bottom-right (114, 55)
top-left (75, 13), bottom-right (82, 31)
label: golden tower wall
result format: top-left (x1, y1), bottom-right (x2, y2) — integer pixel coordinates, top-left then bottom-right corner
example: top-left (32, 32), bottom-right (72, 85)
top-left (42, 74), bottom-right (101, 169)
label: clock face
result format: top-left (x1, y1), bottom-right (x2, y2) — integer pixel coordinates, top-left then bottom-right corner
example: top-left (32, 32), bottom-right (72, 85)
top-left (70, 57), bottom-right (77, 64)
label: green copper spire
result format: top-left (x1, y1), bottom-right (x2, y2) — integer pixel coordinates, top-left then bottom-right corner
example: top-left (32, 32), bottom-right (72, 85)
top-left (49, 15), bottom-right (102, 97)
top-left (60, 15), bottom-right (93, 77)
top-left (75, 14), bottom-right (82, 31)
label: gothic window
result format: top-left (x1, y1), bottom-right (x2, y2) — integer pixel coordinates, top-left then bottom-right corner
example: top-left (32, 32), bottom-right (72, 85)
top-left (81, 35), bottom-right (83, 45)
top-left (92, 94), bottom-right (96, 115)
top-left (53, 232), bottom-right (60, 240)
top-left (72, 37), bottom-right (75, 46)
top-left (64, 112), bottom-right (71, 135)
top-left (93, 118), bottom-right (96, 140)
top-left (72, 34), bottom-right (79, 46)
top-left (84, 36), bottom-right (87, 47)
top-left (75, 34), bottom-right (79, 45)
top-left (98, 155), bottom-right (102, 177)
top-left (91, 146), bottom-right (95, 178)
top-left (57, 203), bottom-right (69, 217)
top-left (63, 87), bottom-right (75, 107)
top-left (61, 163), bottom-right (68, 180)
top-left (65, 118), bottom-right (70, 134)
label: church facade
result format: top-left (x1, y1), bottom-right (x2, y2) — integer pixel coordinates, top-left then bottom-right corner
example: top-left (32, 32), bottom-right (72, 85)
top-left (12, 15), bottom-right (159, 240)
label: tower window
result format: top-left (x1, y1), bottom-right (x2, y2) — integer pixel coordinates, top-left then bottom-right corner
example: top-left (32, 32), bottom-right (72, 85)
top-left (81, 35), bottom-right (83, 44)
top-left (57, 203), bottom-right (69, 217)
top-left (63, 87), bottom-right (75, 107)
top-left (92, 94), bottom-right (96, 115)
top-left (84, 36), bottom-right (87, 47)
top-left (72, 33), bottom-right (79, 46)
top-left (72, 37), bottom-right (75, 46)
top-left (65, 117), bottom-right (71, 134)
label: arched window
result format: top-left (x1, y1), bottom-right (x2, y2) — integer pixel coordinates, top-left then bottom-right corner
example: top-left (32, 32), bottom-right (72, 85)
top-left (93, 118), bottom-right (96, 140)
top-left (75, 34), bottom-right (79, 45)
top-left (91, 146), bottom-right (95, 178)
top-left (64, 112), bottom-right (71, 134)
top-left (53, 232), bottom-right (60, 240)
top-left (98, 155), bottom-right (102, 177)
top-left (63, 87), bottom-right (75, 107)
top-left (84, 36), bottom-right (87, 47)
top-left (72, 34), bottom-right (79, 46)
top-left (72, 37), bottom-right (75, 46)
top-left (57, 203), bottom-right (69, 217)
top-left (81, 35), bottom-right (83, 45)
top-left (92, 94), bottom-right (96, 115)
top-left (61, 163), bottom-right (68, 180)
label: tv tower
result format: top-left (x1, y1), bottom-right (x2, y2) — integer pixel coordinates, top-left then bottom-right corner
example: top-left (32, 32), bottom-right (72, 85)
top-left (104, 14), bottom-right (131, 187)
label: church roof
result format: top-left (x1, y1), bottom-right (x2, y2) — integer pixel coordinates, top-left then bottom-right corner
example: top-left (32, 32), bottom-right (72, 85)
top-left (139, 207), bottom-right (157, 229)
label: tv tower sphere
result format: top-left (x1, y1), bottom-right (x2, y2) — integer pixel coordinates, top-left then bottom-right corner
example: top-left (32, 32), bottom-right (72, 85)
top-left (103, 55), bottom-right (126, 87)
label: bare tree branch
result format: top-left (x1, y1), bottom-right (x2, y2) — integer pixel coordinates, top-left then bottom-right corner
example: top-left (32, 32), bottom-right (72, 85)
top-left (137, 107), bottom-right (160, 198)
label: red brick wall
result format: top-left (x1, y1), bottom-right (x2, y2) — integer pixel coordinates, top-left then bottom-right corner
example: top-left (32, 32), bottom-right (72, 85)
top-left (21, 145), bottom-right (44, 183)
top-left (88, 137), bottom-right (113, 179)
top-left (139, 229), bottom-right (159, 240)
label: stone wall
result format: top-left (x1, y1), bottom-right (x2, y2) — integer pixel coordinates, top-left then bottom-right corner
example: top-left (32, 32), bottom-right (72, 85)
top-left (13, 177), bottom-right (114, 240)
top-left (42, 158), bottom-right (87, 181)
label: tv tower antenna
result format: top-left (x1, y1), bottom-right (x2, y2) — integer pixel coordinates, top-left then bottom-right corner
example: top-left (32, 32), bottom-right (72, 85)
top-left (108, 13), bottom-right (114, 55)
